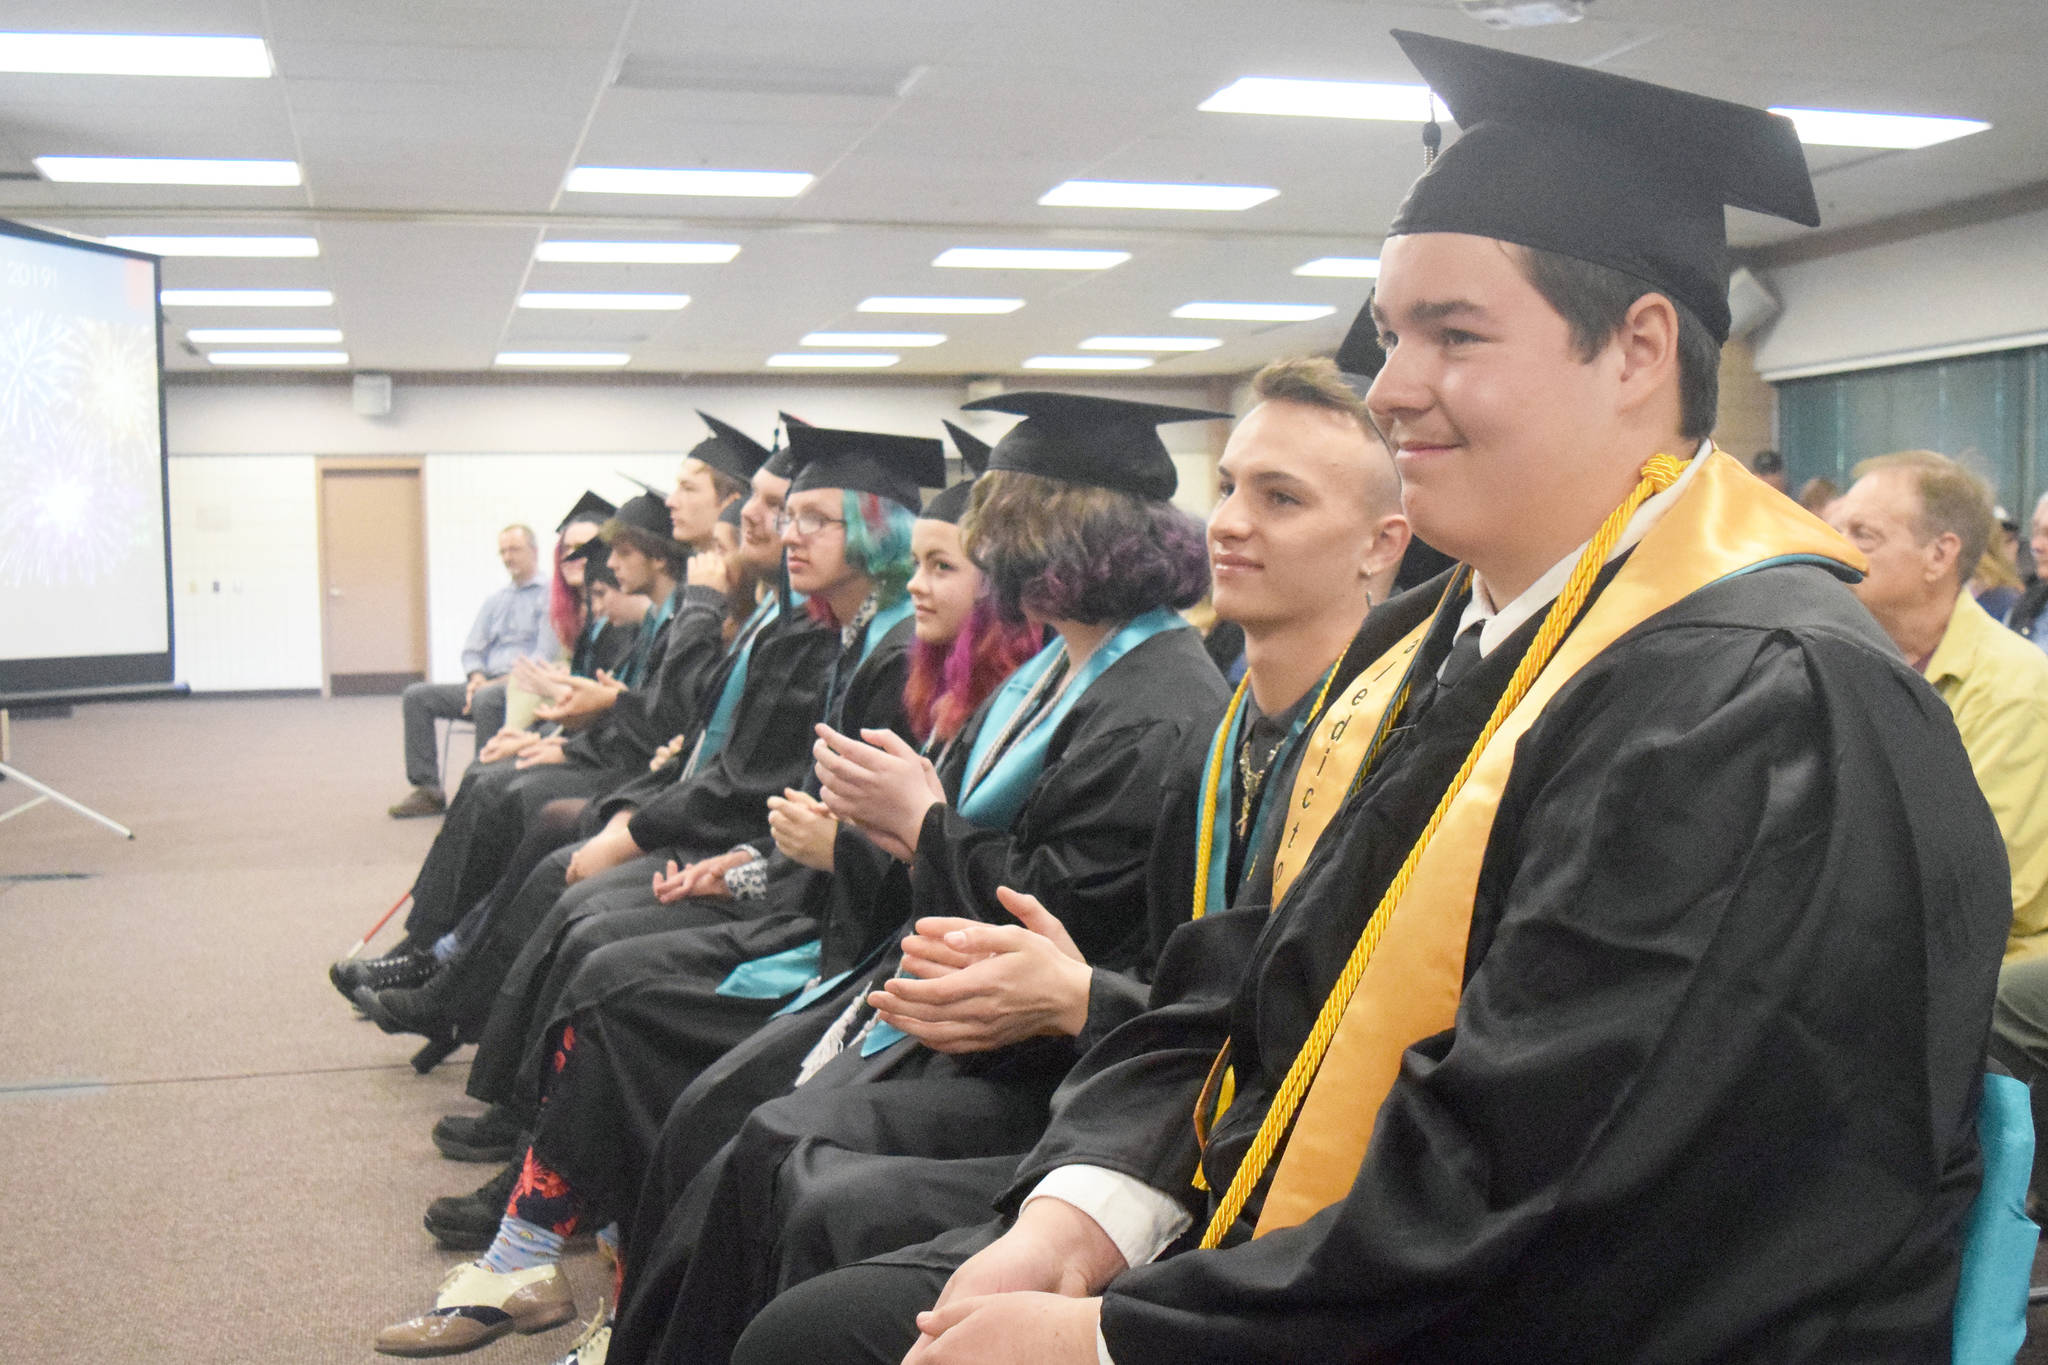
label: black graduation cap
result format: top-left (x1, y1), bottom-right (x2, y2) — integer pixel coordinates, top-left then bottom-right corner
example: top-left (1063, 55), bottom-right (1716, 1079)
top-left (960, 391), bottom-right (1229, 501)
top-left (785, 423), bottom-right (945, 514)
top-left (601, 491), bottom-right (689, 557)
top-left (690, 411), bottom-right (772, 485)
top-left (923, 421), bottom-right (994, 525)
top-left (1379, 29), bottom-right (1819, 346)
top-left (556, 490), bottom-right (616, 533)
top-left (763, 411), bottom-right (811, 479)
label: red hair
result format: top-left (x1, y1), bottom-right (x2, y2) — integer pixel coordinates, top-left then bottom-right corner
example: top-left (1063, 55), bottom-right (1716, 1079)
top-left (903, 595), bottom-right (1043, 745)
top-left (547, 534), bottom-right (586, 655)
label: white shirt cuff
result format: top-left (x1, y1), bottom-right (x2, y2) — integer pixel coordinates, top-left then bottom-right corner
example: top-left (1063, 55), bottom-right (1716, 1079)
top-left (1021, 1164), bottom-right (1192, 1273)
top-left (1097, 1321), bottom-right (1116, 1365)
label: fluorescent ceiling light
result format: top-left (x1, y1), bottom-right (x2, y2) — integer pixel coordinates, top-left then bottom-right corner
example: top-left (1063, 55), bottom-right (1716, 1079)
top-left (1295, 256), bottom-right (1380, 278)
top-left (858, 296), bottom-right (1023, 315)
top-left (933, 247), bottom-right (1131, 270)
top-left (186, 327), bottom-right (341, 343)
top-left (534, 241), bottom-right (740, 264)
top-left (801, 332), bottom-right (946, 347)
top-left (1079, 336), bottom-right (1222, 352)
top-left (1172, 301), bottom-right (1336, 322)
top-left (1022, 356), bottom-right (1155, 371)
top-left (0, 33), bottom-right (272, 78)
top-left (1199, 76), bottom-right (1445, 122)
top-left (564, 167), bottom-right (812, 197)
top-left (161, 288), bottom-right (332, 307)
top-left (36, 155), bottom-right (300, 186)
top-left (1040, 180), bottom-right (1277, 212)
top-left (495, 352), bottom-right (631, 367)
top-left (206, 350), bottom-right (348, 366)
top-left (766, 353), bottom-right (901, 368)
top-left (106, 234), bottom-right (316, 257)
top-left (1768, 106), bottom-right (1989, 149)
top-left (517, 292), bottom-right (689, 310)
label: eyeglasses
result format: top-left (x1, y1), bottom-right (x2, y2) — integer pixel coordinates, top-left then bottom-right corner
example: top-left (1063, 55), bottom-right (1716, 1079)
top-left (773, 509), bottom-right (847, 539)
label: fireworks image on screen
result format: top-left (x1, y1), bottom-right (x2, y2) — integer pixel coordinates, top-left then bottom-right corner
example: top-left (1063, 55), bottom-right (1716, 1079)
top-left (0, 305), bottom-right (160, 590)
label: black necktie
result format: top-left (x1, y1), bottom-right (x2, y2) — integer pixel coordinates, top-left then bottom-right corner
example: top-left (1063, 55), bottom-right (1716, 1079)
top-left (1437, 622), bottom-right (1485, 690)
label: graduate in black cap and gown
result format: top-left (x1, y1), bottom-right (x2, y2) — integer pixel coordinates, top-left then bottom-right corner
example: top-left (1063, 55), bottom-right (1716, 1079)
top-left (734, 32), bottom-right (2009, 1365)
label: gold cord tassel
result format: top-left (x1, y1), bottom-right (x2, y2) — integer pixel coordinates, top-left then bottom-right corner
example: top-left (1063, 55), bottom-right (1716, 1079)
top-left (1197, 455), bottom-right (1687, 1249)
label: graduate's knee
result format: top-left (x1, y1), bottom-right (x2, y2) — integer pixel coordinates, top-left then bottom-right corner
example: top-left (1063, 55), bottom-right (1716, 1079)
top-left (733, 1262), bottom-right (934, 1365)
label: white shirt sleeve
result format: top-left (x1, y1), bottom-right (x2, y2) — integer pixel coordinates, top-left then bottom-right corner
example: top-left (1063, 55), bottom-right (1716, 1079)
top-left (1020, 1164), bottom-right (1192, 1273)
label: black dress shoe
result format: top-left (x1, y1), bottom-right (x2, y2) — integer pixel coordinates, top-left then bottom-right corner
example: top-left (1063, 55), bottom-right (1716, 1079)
top-left (330, 947), bottom-right (436, 1003)
top-left (433, 1103), bottom-right (528, 1163)
top-left (355, 970), bottom-right (455, 1040)
top-left (424, 1158), bottom-right (522, 1250)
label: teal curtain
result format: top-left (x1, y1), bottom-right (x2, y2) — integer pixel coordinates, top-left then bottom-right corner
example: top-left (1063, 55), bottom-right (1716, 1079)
top-left (1776, 349), bottom-right (2036, 516)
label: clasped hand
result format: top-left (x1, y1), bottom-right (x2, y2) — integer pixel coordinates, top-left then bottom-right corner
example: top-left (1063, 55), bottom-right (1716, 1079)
top-left (650, 848), bottom-right (753, 903)
top-left (868, 887), bottom-right (1092, 1052)
top-left (535, 670), bottom-right (625, 730)
top-left (768, 788), bottom-right (838, 872)
top-left (902, 1198), bottom-right (1123, 1365)
top-left (813, 724), bottom-right (944, 862)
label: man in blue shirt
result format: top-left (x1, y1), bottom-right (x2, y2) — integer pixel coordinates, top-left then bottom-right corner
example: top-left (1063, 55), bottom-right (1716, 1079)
top-left (391, 525), bottom-right (548, 817)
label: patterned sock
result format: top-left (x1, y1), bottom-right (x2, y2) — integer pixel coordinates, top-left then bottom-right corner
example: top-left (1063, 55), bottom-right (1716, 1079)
top-left (481, 1216), bottom-right (565, 1273)
top-left (431, 932), bottom-right (459, 963)
top-left (478, 1147), bottom-right (584, 1273)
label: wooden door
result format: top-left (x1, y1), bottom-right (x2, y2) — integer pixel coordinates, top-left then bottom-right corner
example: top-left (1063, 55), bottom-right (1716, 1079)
top-left (318, 460), bottom-right (426, 695)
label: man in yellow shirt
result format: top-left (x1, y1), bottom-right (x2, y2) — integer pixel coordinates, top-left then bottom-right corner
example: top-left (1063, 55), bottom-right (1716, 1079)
top-left (1829, 449), bottom-right (2048, 959)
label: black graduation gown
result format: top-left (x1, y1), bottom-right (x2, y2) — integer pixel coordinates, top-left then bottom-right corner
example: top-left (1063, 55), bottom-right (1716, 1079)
top-left (500, 615), bottom-right (921, 1209)
top-left (399, 586), bottom-right (726, 944)
top-left (605, 627), bottom-right (1233, 1365)
top-left (992, 564), bottom-right (2011, 1365)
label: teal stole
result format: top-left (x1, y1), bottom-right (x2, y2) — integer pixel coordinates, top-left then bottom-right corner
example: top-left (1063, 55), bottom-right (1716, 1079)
top-left (1192, 666), bottom-right (1330, 918)
top-left (714, 592), bottom-right (917, 1002)
top-left (618, 588), bottom-right (679, 688)
top-left (957, 606), bottom-right (1189, 829)
top-left (682, 593), bottom-right (785, 780)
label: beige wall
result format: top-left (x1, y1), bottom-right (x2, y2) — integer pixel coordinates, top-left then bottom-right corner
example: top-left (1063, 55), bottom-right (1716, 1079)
top-left (1714, 337), bottom-right (1776, 466)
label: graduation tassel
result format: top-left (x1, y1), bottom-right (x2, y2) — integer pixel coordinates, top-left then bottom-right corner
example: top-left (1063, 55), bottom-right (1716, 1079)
top-left (1197, 453), bottom-right (1689, 1250)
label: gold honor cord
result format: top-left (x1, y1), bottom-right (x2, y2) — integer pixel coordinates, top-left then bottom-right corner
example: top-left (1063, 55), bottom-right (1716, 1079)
top-left (1197, 454), bottom-right (1689, 1250)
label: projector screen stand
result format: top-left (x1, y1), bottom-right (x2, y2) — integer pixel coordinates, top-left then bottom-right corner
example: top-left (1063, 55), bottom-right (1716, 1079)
top-left (0, 709), bottom-right (134, 840)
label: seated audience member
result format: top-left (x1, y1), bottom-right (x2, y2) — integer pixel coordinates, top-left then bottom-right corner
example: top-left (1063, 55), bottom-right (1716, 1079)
top-left (2010, 491), bottom-right (2048, 646)
top-left (1828, 450), bottom-right (2048, 958)
top-left (1795, 474), bottom-right (1837, 515)
top-left (391, 524), bottom-right (548, 818)
top-left (1973, 502), bottom-right (2025, 626)
top-left (599, 360), bottom-right (1410, 1365)
top-left (732, 33), bottom-right (2007, 1365)
top-left (372, 423), bottom-right (943, 1357)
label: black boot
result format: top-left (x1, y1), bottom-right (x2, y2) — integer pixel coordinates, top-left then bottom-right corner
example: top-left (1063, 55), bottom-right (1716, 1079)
top-left (432, 1102), bottom-right (528, 1163)
top-left (355, 965), bottom-right (457, 1040)
top-left (423, 1157), bottom-right (522, 1251)
top-left (329, 945), bottom-right (435, 1003)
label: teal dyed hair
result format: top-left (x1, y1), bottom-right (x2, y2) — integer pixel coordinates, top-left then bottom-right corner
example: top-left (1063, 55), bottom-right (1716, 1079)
top-left (841, 489), bottom-right (917, 604)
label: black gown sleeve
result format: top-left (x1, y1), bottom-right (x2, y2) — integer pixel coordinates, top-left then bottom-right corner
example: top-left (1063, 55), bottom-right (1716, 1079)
top-left (624, 623), bottom-right (835, 855)
top-left (1098, 625), bottom-right (2009, 1365)
top-left (909, 714), bottom-right (1212, 970)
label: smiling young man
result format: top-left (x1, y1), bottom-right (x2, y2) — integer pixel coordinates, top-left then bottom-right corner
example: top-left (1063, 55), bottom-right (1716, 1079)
top-left (733, 32), bottom-right (2010, 1365)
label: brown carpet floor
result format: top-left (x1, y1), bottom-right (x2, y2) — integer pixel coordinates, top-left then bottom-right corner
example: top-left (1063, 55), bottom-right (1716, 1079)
top-left (0, 697), bottom-right (606, 1364)
top-left (4, 695), bottom-right (2044, 1361)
